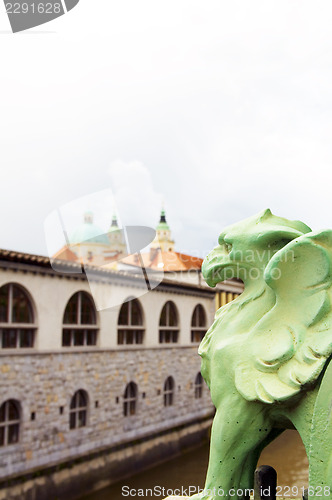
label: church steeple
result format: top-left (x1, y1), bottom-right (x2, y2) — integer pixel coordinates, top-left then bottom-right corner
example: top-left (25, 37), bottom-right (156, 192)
top-left (151, 206), bottom-right (175, 252)
top-left (84, 211), bottom-right (94, 224)
top-left (110, 214), bottom-right (119, 229)
top-left (159, 208), bottom-right (167, 225)
top-left (156, 207), bottom-right (170, 231)
top-left (107, 212), bottom-right (126, 256)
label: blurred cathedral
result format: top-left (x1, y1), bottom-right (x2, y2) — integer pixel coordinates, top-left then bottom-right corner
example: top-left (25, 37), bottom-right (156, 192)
top-left (53, 211), bottom-right (127, 267)
top-left (53, 207), bottom-right (203, 276)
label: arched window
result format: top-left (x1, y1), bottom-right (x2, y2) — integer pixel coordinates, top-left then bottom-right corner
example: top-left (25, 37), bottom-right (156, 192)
top-left (163, 376), bottom-right (175, 407)
top-left (191, 304), bottom-right (206, 343)
top-left (69, 390), bottom-right (88, 429)
top-left (118, 299), bottom-right (144, 345)
top-left (0, 283), bottom-right (36, 348)
top-left (159, 301), bottom-right (179, 344)
top-left (123, 382), bottom-right (138, 416)
top-left (0, 400), bottom-right (20, 446)
top-left (62, 292), bottom-right (97, 347)
top-left (195, 372), bottom-right (203, 399)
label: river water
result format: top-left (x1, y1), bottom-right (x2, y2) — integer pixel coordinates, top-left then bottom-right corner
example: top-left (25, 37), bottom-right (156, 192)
top-left (80, 430), bottom-right (308, 500)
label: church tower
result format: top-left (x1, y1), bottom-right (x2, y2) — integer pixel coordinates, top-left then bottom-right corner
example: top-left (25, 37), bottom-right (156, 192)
top-left (151, 207), bottom-right (175, 252)
top-left (107, 214), bottom-right (127, 256)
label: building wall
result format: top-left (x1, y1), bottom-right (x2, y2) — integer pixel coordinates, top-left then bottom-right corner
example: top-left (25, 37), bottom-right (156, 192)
top-left (0, 260), bottom-right (215, 487)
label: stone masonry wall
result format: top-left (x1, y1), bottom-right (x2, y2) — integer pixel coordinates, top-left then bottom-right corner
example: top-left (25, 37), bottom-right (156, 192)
top-left (0, 347), bottom-right (214, 479)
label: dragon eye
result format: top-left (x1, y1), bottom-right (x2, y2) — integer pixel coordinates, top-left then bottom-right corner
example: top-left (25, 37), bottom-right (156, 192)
top-left (225, 243), bottom-right (232, 253)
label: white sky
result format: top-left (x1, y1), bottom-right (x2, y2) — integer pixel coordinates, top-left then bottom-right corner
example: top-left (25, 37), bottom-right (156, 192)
top-left (1, 1), bottom-right (332, 258)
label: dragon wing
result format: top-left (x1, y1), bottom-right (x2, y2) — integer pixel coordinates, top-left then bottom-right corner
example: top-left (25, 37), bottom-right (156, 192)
top-left (235, 230), bottom-right (332, 404)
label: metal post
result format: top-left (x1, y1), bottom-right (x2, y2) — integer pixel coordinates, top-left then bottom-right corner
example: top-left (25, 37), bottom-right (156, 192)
top-left (254, 465), bottom-right (277, 500)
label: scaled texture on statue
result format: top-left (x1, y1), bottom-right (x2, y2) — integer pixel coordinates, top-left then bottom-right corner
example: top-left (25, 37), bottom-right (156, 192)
top-left (167, 209), bottom-right (332, 500)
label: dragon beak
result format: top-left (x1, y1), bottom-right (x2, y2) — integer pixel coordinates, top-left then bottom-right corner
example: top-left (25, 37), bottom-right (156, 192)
top-left (202, 245), bottom-right (230, 287)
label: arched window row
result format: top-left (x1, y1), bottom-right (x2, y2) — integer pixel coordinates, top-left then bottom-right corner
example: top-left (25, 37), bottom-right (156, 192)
top-left (0, 374), bottom-right (205, 445)
top-left (117, 299), bottom-right (207, 345)
top-left (121, 374), bottom-right (204, 413)
top-left (0, 391), bottom-right (91, 444)
top-left (0, 283), bottom-right (209, 349)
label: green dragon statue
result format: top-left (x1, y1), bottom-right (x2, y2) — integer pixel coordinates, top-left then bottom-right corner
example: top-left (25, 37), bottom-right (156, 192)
top-left (166, 209), bottom-right (332, 500)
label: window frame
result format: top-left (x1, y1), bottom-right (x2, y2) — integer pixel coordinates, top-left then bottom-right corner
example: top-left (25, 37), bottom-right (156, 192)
top-left (194, 372), bottom-right (204, 399)
top-left (0, 399), bottom-right (20, 446)
top-left (159, 301), bottom-right (179, 344)
top-left (163, 376), bottom-right (175, 407)
top-left (191, 304), bottom-right (206, 343)
top-left (62, 291), bottom-right (98, 348)
top-left (123, 382), bottom-right (138, 416)
top-left (0, 283), bottom-right (36, 349)
top-left (69, 390), bottom-right (88, 430)
top-left (117, 299), bottom-right (145, 346)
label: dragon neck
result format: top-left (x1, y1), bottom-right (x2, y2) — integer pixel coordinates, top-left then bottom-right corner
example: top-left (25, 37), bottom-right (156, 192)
top-left (233, 278), bottom-right (275, 311)
top-left (238, 283), bottom-right (267, 308)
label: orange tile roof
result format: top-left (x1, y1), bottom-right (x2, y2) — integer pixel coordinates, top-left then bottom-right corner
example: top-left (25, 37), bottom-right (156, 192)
top-left (53, 245), bottom-right (124, 266)
top-left (53, 245), bottom-right (78, 262)
top-left (122, 250), bottom-right (203, 272)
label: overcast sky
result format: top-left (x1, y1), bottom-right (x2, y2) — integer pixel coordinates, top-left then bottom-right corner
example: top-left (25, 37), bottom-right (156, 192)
top-left (1, 1), bottom-right (332, 259)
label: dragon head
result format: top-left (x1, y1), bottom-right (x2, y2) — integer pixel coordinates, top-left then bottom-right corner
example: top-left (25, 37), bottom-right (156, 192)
top-left (202, 209), bottom-right (311, 287)
top-left (201, 210), bottom-right (332, 404)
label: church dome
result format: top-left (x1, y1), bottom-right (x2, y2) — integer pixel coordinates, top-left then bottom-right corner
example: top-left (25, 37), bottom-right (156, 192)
top-left (70, 212), bottom-right (110, 245)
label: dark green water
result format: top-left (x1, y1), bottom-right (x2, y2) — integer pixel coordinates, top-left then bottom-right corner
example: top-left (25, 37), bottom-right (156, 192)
top-left (80, 430), bottom-right (308, 500)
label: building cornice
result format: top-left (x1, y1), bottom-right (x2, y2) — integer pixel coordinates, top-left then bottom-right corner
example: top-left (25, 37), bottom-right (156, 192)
top-left (0, 249), bottom-right (216, 298)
